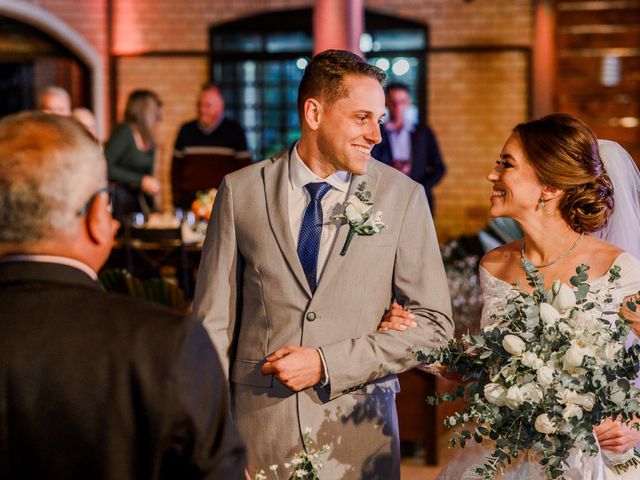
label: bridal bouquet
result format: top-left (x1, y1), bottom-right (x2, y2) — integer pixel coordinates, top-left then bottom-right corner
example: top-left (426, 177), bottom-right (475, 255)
top-left (415, 261), bottom-right (640, 479)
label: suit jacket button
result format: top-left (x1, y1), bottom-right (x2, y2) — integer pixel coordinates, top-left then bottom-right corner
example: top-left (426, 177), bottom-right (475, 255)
top-left (306, 312), bottom-right (317, 322)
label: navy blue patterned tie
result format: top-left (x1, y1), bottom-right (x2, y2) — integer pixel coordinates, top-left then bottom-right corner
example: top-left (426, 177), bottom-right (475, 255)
top-left (297, 182), bottom-right (332, 292)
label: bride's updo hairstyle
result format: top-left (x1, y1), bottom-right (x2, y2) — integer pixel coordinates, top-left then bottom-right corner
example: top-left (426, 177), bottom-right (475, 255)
top-left (512, 113), bottom-right (614, 234)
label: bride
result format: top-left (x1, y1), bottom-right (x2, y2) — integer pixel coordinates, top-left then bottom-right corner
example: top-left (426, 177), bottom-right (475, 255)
top-left (379, 113), bottom-right (640, 479)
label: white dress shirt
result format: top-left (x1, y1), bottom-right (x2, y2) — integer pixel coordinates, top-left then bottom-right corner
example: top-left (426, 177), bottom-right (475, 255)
top-left (288, 144), bottom-right (351, 386)
top-left (385, 121), bottom-right (412, 163)
top-left (0, 254), bottom-right (98, 279)
top-left (288, 144), bottom-right (351, 283)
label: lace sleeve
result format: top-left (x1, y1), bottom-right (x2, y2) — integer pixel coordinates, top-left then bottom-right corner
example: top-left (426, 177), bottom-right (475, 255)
top-left (479, 266), bottom-right (518, 328)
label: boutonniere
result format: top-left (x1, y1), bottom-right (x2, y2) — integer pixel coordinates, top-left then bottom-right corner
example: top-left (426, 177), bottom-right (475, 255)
top-left (332, 181), bottom-right (386, 256)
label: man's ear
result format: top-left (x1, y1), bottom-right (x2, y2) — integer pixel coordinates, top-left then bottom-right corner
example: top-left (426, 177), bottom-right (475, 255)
top-left (303, 98), bottom-right (322, 130)
top-left (86, 194), bottom-right (116, 246)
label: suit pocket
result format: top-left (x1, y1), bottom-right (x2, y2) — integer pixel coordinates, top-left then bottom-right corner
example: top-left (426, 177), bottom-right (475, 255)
top-left (230, 358), bottom-right (273, 388)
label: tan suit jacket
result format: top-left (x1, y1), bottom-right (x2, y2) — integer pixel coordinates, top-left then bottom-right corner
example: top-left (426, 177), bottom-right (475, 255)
top-left (192, 149), bottom-right (453, 479)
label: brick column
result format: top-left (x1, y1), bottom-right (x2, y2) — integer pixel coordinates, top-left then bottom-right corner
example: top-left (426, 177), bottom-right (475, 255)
top-left (313, 0), bottom-right (364, 56)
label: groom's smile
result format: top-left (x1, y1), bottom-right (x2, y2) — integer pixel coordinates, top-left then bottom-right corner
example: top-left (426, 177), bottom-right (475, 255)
top-left (315, 74), bottom-right (386, 176)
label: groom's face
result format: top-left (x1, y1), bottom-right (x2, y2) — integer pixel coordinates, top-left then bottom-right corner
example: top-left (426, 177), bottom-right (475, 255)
top-left (315, 75), bottom-right (386, 176)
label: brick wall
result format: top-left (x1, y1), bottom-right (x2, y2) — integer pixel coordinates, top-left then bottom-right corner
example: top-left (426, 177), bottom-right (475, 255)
top-left (430, 50), bottom-right (529, 240)
top-left (9, 0), bottom-right (534, 242)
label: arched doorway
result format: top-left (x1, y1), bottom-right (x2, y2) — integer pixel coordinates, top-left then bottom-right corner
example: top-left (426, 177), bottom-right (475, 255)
top-left (0, 0), bottom-right (104, 136)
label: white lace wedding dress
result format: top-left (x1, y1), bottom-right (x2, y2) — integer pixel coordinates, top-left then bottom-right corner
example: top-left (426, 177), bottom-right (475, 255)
top-left (436, 252), bottom-right (640, 480)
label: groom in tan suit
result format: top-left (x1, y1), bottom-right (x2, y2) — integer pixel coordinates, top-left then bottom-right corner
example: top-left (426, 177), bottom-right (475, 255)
top-left (193, 50), bottom-right (453, 479)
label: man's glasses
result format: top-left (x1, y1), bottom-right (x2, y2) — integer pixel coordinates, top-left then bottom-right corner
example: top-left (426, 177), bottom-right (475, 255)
top-left (77, 186), bottom-right (113, 216)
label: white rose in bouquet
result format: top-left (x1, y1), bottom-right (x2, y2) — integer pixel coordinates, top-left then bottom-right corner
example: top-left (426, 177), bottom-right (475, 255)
top-left (506, 385), bottom-right (525, 409)
top-left (575, 392), bottom-right (596, 411)
top-left (535, 413), bottom-right (557, 434)
top-left (573, 310), bottom-right (600, 334)
top-left (539, 302), bottom-right (561, 327)
top-left (551, 282), bottom-right (577, 312)
top-left (609, 382), bottom-right (628, 406)
top-left (484, 383), bottom-right (508, 406)
top-left (564, 345), bottom-right (588, 368)
top-left (562, 404), bottom-right (584, 421)
top-left (503, 335), bottom-right (525, 356)
top-left (521, 351), bottom-right (544, 370)
top-left (598, 342), bottom-right (623, 362)
top-left (520, 383), bottom-right (543, 404)
top-left (536, 366), bottom-right (555, 387)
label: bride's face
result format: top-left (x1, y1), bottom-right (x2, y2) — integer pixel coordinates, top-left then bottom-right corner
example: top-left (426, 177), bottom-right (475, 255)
top-left (487, 134), bottom-right (545, 219)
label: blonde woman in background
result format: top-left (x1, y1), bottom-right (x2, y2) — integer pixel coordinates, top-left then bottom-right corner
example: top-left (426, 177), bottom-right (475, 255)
top-left (105, 89), bottom-right (163, 222)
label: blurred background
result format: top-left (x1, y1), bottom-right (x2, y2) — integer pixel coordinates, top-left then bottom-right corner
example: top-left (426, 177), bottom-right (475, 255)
top-left (1, 0), bottom-right (637, 242)
top-left (1, 1), bottom-right (638, 475)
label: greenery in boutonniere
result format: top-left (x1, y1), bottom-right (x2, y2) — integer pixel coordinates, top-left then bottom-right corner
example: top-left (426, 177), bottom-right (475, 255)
top-left (332, 181), bottom-right (386, 256)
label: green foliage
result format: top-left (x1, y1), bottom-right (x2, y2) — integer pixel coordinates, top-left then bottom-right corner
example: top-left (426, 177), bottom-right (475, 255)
top-left (415, 262), bottom-right (640, 478)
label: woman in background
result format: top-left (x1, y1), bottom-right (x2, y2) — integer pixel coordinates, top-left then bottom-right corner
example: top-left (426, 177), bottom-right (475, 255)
top-left (106, 89), bottom-right (163, 222)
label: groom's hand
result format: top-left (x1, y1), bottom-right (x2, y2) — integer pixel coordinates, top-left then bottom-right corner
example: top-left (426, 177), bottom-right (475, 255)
top-left (261, 346), bottom-right (322, 391)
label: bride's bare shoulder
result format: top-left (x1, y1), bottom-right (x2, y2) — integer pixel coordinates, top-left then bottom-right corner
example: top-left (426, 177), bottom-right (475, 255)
top-left (480, 241), bottom-right (522, 277)
top-left (580, 235), bottom-right (624, 263)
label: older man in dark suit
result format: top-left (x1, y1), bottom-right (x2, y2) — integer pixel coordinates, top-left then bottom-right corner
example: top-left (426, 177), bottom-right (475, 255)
top-left (0, 112), bottom-right (246, 479)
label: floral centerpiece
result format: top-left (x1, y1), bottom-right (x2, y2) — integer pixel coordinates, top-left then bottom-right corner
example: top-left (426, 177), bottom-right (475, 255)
top-left (415, 261), bottom-right (640, 479)
top-left (190, 188), bottom-right (217, 221)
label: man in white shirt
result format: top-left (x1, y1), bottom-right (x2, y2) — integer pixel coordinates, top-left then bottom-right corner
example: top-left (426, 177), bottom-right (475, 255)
top-left (193, 50), bottom-right (452, 479)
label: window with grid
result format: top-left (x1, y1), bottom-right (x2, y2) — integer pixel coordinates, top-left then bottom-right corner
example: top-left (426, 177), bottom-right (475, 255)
top-left (211, 9), bottom-right (428, 160)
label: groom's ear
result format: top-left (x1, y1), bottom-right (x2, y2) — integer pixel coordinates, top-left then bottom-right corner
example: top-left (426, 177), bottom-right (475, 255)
top-left (303, 98), bottom-right (322, 131)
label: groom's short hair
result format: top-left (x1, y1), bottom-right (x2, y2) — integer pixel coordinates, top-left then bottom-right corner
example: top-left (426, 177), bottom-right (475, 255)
top-left (297, 49), bottom-right (387, 120)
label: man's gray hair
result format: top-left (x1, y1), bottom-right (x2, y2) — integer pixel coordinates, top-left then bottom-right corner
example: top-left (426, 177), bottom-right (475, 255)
top-left (0, 112), bottom-right (106, 244)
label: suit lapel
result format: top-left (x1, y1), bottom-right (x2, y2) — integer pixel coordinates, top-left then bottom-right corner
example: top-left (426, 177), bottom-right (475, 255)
top-left (263, 150), bottom-right (313, 298)
top-left (314, 162), bottom-right (382, 298)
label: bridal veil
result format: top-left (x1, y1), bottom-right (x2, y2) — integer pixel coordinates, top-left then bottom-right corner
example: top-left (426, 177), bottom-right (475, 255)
top-left (595, 140), bottom-right (640, 259)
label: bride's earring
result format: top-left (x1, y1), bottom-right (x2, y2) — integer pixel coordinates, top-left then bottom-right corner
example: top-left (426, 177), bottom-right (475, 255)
top-left (539, 197), bottom-right (545, 209)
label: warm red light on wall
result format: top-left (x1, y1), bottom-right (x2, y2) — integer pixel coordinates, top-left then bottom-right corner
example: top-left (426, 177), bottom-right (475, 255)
top-left (111, 1), bottom-right (147, 55)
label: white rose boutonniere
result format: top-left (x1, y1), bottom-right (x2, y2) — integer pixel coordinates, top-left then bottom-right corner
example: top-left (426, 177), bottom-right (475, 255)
top-left (332, 181), bottom-right (386, 256)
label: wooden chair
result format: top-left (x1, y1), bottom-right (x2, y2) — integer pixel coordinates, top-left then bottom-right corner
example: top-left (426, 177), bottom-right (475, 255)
top-left (123, 221), bottom-right (193, 298)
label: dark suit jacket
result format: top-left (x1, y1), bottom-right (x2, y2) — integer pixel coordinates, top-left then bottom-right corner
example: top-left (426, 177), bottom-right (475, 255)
top-left (371, 124), bottom-right (446, 213)
top-left (0, 261), bottom-right (246, 480)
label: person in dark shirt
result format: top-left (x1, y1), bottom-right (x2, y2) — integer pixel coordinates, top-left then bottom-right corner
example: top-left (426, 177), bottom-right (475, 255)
top-left (174, 83), bottom-right (249, 158)
top-left (172, 84), bottom-right (250, 208)
top-left (0, 112), bottom-right (247, 480)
